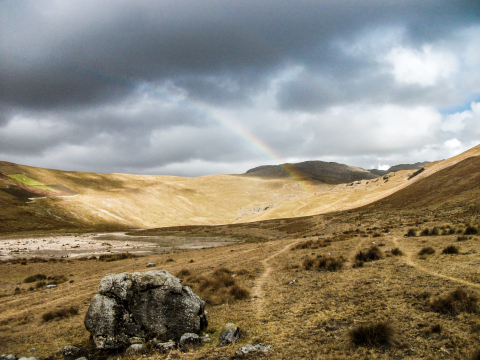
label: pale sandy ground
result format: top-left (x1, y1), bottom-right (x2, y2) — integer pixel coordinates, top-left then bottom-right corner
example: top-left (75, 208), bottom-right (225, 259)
top-left (0, 232), bottom-right (241, 260)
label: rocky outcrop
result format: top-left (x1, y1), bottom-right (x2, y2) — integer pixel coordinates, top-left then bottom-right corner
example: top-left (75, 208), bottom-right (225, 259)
top-left (84, 270), bottom-right (207, 349)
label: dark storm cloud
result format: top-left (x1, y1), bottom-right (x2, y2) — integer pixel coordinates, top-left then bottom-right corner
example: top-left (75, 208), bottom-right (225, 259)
top-left (1, 0), bottom-right (477, 110)
top-left (1, 0), bottom-right (479, 175)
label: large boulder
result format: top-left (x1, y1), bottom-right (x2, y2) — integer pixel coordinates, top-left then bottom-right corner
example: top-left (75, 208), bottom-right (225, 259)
top-left (84, 270), bottom-right (207, 349)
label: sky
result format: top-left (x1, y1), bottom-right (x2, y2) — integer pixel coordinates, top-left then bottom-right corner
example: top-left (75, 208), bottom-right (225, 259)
top-left (1, 0), bottom-right (480, 177)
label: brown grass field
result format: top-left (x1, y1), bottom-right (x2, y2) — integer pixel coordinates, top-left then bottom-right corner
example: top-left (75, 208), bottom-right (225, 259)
top-left (1, 145), bottom-right (480, 359)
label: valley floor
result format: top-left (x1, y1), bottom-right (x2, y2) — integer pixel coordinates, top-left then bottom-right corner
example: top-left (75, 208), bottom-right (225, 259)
top-left (1, 220), bottom-right (480, 359)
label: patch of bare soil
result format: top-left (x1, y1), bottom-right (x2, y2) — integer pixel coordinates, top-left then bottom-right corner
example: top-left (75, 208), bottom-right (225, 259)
top-left (0, 232), bottom-right (242, 260)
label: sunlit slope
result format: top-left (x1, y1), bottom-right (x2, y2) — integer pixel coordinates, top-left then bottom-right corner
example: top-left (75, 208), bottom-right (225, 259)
top-left (362, 155), bottom-right (480, 211)
top-left (1, 143), bottom-right (479, 233)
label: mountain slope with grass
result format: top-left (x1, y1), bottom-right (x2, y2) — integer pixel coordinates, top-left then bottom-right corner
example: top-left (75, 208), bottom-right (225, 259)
top-left (0, 144), bottom-right (479, 234)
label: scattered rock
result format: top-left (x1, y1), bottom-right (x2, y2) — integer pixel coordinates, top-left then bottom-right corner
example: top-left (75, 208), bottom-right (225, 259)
top-left (153, 340), bottom-right (177, 353)
top-left (200, 334), bottom-right (211, 343)
top-left (46, 284), bottom-right (56, 289)
top-left (219, 324), bottom-right (240, 346)
top-left (146, 263), bottom-right (155, 268)
top-left (179, 333), bottom-right (201, 347)
top-left (0, 355), bottom-right (17, 360)
top-left (235, 343), bottom-right (272, 356)
top-left (126, 344), bottom-right (144, 356)
top-left (18, 357), bottom-right (39, 360)
top-left (288, 279), bottom-right (297, 285)
top-left (60, 345), bottom-right (82, 359)
top-left (84, 270), bottom-right (208, 349)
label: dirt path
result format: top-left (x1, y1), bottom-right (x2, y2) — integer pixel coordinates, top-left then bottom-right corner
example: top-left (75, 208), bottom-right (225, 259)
top-left (392, 237), bottom-right (480, 289)
top-left (251, 239), bottom-right (301, 316)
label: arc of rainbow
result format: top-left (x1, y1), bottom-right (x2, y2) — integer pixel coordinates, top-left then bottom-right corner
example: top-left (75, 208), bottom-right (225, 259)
top-left (78, 68), bottom-right (315, 193)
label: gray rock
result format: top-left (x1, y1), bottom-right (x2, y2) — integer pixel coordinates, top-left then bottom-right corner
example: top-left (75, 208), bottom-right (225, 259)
top-left (235, 343), bottom-right (272, 356)
top-left (154, 340), bottom-right (177, 353)
top-left (200, 335), bottom-right (211, 343)
top-left (46, 284), bottom-right (56, 289)
top-left (125, 344), bottom-right (143, 356)
top-left (146, 263), bottom-right (155, 268)
top-left (84, 270), bottom-right (207, 349)
top-left (18, 358), bottom-right (39, 360)
top-left (179, 333), bottom-right (201, 347)
top-left (218, 324), bottom-right (240, 346)
top-left (0, 355), bottom-right (18, 360)
top-left (74, 358), bottom-right (87, 360)
top-left (60, 345), bottom-right (82, 359)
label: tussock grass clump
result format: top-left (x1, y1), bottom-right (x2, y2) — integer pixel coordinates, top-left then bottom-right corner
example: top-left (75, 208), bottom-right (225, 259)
top-left (98, 252), bottom-right (136, 262)
top-left (418, 246), bottom-right (435, 256)
top-left (14, 287), bottom-right (21, 295)
top-left (177, 267), bottom-right (250, 305)
top-left (24, 274), bottom-right (47, 283)
top-left (46, 275), bottom-right (68, 285)
top-left (405, 228), bottom-right (417, 237)
top-left (465, 226), bottom-right (479, 235)
top-left (228, 284), bottom-right (250, 300)
top-left (348, 321), bottom-right (395, 348)
top-left (292, 239), bottom-right (329, 250)
top-left (42, 305), bottom-right (79, 322)
top-left (176, 268), bottom-right (191, 277)
top-left (442, 245), bottom-right (459, 255)
top-left (470, 348), bottom-right (480, 360)
top-left (352, 260), bottom-right (364, 268)
top-left (430, 288), bottom-right (479, 316)
top-left (355, 246), bottom-right (383, 262)
top-left (35, 281), bottom-right (46, 289)
top-left (457, 235), bottom-right (470, 241)
top-left (372, 232), bottom-right (381, 238)
top-left (302, 255), bottom-right (345, 271)
top-left (390, 248), bottom-right (403, 256)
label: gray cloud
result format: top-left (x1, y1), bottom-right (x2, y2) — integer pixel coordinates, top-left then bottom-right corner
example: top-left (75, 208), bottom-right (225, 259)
top-left (0, 1), bottom-right (479, 175)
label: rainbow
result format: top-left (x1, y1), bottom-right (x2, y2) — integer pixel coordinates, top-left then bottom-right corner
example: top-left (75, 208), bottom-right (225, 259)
top-left (80, 68), bottom-right (315, 193)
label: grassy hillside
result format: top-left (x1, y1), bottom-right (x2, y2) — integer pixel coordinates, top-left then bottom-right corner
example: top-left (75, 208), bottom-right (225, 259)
top-left (0, 144), bottom-right (479, 234)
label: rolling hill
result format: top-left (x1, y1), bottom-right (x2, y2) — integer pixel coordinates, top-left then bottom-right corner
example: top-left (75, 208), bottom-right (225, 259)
top-left (0, 144), bottom-right (478, 234)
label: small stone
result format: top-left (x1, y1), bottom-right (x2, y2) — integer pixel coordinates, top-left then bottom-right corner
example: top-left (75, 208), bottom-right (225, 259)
top-left (74, 358), bottom-right (87, 360)
top-left (126, 344), bottom-right (144, 356)
top-left (235, 343), bottom-right (272, 356)
top-left (288, 279), bottom-right (297, 285)
top-left (146, 263), bottom-right (155, 268)
top-left (46, 284), bottom-right (56, 289)
top-left (218, 324), bottom-right (240, 346)
top-left (154, 340), bottom-right (177, 353)
top-left (0, 355), bottom-right (17, 360)
top-left (179, 333), bottom-right (201, 347)
top-left (60, 345), bottom-right (82, 358)
top-left (29, 349), bottom-right (35, 353)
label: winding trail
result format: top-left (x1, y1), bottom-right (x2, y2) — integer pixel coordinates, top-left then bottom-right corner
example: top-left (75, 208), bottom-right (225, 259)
top-left (392, 237), bottom-right (480, 289)
top-left (252, 239), bottom-right (301, 317)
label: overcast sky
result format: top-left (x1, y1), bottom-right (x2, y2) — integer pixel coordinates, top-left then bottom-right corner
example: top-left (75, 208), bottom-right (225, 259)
top-left (1, 1), bottom-right (480, 176)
